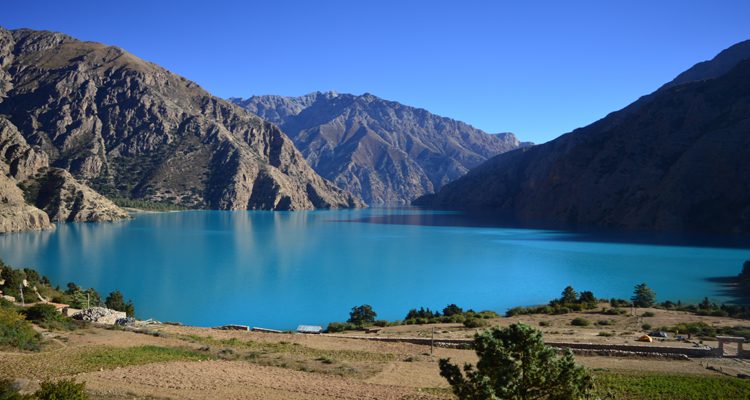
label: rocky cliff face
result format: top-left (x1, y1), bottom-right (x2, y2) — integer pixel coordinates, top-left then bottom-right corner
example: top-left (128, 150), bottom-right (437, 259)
top-left (0, 173), bottom-right (52, 233)
top-left (0, 114), bottom-right (128, 232)
top-left (33, 168), bottom-right (131, 223)
top-left (0, 117), bottom-right (48, 182)
top-left (0, 28), bottom-right (361, 215)
top-left (0, 117), bottom-right (53, 232)
top-left (416, 40), bottom-right (750, 234)
top-left (232, 92), bottom-right (529, 204)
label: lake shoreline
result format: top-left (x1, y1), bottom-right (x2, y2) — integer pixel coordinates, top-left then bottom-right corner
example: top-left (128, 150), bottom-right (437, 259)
top-left (2, 209), bottom-right (747, 329)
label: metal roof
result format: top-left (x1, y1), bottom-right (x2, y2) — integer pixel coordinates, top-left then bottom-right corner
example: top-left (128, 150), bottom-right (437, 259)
top-left (296, 325), bottom-right (323, 333)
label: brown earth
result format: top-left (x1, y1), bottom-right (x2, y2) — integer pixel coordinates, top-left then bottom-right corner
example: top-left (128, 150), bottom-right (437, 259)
top-left (1, 308), bottom-right (749, 399)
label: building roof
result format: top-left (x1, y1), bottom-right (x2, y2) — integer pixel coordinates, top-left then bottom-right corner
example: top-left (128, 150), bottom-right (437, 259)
top-left (296, 325), bottom-right (323, 333)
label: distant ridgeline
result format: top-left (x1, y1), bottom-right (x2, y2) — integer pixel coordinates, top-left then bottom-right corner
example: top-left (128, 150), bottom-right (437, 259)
top-left (231, 92), bottom-right (530, 205)
top-left (415, 40), bottom-right (750, 234)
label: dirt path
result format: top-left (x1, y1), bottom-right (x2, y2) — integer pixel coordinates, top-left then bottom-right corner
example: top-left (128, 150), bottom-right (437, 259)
top-left (81, 360), bottom-right (447, 400)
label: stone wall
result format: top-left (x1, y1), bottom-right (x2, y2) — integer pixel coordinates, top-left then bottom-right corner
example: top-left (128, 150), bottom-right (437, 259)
top-left (326, 335), bottom-right (725, 358)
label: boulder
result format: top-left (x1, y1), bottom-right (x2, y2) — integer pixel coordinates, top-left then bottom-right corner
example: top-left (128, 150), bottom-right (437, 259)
top-left (71, 307), bottom-right (127, 325)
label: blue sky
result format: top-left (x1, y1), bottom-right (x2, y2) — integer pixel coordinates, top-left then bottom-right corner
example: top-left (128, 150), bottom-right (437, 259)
top-left (2, 1), bottom-right (750, 143)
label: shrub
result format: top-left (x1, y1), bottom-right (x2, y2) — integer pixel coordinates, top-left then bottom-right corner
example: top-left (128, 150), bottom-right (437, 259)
top-left (539, 321), bottom-right (551, 327)
top-left (326, 322), bottom-right (350, 333)
top-left (571, 317), bottom-right (590, 327)
top-left (0, 297), bottom-right (14, 309)
top-left (35, 378), bottom-right (88, 400)
top-left (22, 303), bottom-right (79, 331)
top-left (642, 311), bottom-right (655, 317)
top-left (699, 309), bottom-right (729, 317)
top-left (598, 331), bottom-right (615, 337)
top-left (0, 378), bottom-right (33, 400)
top-left (23, 303), bottom-right (59, 321)
top-left (373, 320), bottom-right (388, 327)
top-left (659, 300), bottom-right (677, 309)
top-left (0, 307), bottom-right (41, 351)
top-left (463, 317), bottom-right (489, 328)
top-left (667, 322), bottom-right (716, 337)
top-left (596, 319), bottom-right (613, 326)
top-left (65, 285), bottom-right (101, 310)
top-left (476, 310), bottom-right (500, 319)
top-left (0, 267), bottom-right (26, 299)
top-left (642, 323), bottom-right (652, 331)
top-left (602, 307), bottom-right (627, 315)
top-left (506, 306), bottom-right (548, 317)
top-left (552, 306), bottom-right (571, 315)
top-left (609, 298), bottom-right (631, 308)
top-left (443, 314), bottom-right (466, 324)
top-left (439, 323), bottom-right (592, 399)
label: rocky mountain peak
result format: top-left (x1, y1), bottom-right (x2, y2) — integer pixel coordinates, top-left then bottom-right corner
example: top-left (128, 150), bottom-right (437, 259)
top-left (233, 92), bottom-right (530, 204)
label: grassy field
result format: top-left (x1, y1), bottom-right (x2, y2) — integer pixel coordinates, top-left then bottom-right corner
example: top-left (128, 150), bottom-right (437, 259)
top-left (0, 345), bottom-right (212, 379)
top-left (79, 345), bottom-right (211, 369)
top-left (178, 334), bottom-right (401, 378)
top-left (180, 334), bottom-right (399, 362)
top-left (593, 371), bottom-right (750, 399)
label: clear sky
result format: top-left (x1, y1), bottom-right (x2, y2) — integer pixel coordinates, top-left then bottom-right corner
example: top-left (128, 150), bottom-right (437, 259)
top-left (2, 1), bottom-right (749, 143)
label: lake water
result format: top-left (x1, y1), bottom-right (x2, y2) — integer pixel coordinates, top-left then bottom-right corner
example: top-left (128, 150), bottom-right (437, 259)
top-left (0, 209), bottom-right (748, 329)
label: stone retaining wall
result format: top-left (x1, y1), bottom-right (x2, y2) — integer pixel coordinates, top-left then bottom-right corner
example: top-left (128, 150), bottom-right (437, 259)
top-left (545, 341), bottom-right (721, 358)
top-left (326, 335), bottom-right (723, 358)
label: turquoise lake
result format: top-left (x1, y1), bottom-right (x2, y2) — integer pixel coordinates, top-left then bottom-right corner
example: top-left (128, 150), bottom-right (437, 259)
top-left (0, 208), bottom-right (748, 329)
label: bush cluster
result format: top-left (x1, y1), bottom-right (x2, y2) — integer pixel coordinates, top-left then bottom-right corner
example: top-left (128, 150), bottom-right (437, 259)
top-left (609, 298), bottom-right (632, 308)
top-left (404, 306), bottom-right (497, 326)
top-left (0, 262), bottom-right (51, 300)
top-left (0, 378), bottom-right (88, 400)
top-left (22, 304), bottom-right (81, 331)
top-left (0, 307), bottom-right (42, 351)
top-left (463, 317), bottom-right (490, 328)
top-left (506, 286), bottom-right (599, 317)
top-left (660, 322), bottom-right (750, 339)
top-left (655, 298), bottom-right (750, 319)
top-left (327, 304), bottom-right (499, 332)
top-left (1, 258), bottom-right (136, 318)
top-left (570, 317), bottom-right (590, 327)
top-left (601, 307), bottom-right (628, 316)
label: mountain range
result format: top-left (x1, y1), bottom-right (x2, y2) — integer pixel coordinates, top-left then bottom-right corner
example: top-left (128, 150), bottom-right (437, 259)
top-left (0, 27), bottom-right (361, 232)
top-left (231, 92), bottom-right (529, 204)
top-left (415, 40), bottom-right (750, 234)
top-left (2, 25), bottom-right (749, 235)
